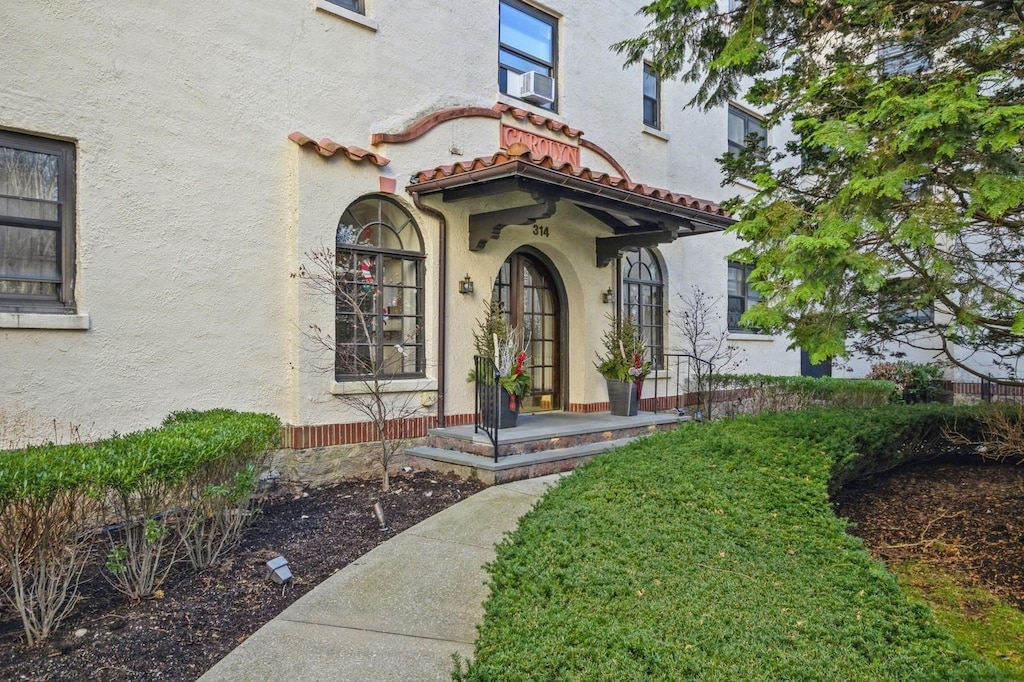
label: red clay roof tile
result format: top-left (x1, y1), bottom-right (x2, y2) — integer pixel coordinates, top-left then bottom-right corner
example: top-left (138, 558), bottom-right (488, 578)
top-left (410, 147), bottom-right (727, 217)
top-left (288, 132), bottom-right (390, 167)
top-left (493, 103), bottom-right (583, 139)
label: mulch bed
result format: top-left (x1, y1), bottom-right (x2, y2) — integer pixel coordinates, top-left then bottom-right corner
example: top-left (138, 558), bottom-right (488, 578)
top-left (5, 456), bottom-right (1022, 681)
top-left (0, 471), bottom-right (486, 681)
top-left (834, 458), bottom-right (1024, 609)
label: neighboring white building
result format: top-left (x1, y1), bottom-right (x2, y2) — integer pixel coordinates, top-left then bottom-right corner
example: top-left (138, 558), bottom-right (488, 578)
top-left (2, 0), bottom-right (839, 451)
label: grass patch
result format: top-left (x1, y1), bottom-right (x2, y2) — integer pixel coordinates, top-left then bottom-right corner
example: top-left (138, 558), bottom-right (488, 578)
top-left (456, 406), bottom-right (1003, 681)
top-left (893, 561), bottom-right (1024, 679)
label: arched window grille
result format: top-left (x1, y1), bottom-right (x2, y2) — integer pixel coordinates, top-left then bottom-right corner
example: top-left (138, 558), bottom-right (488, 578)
top-left (335, 195), bottom-right (424, 380)
top-left (623, 248), bottom-right (664, 368)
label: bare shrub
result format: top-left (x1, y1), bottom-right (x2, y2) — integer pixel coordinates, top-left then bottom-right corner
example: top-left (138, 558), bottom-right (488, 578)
top-left (945, 403), bottom-right (1024, 462)
top-left (176, 463), bottom-right (260, 570)
top-left (0, 488), bottom-right (98, 646)
top-left (669, 286), bottom-right (744, 419)
top-left (103, 480), bottom-right (179, 600)
top-left (296, 246), bottom-right (427, 492)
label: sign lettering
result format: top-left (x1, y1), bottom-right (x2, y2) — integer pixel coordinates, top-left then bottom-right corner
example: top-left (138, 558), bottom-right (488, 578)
top-left (500, 124), bottom-right (580, 167)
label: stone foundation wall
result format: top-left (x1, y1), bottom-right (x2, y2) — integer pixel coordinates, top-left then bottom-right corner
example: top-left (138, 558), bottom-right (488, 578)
top-left (264, 437), bottom-right (427, 488)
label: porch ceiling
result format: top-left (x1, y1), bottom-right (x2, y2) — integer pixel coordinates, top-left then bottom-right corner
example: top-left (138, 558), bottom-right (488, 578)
top-left (407, 147), bottom-right (734, 267)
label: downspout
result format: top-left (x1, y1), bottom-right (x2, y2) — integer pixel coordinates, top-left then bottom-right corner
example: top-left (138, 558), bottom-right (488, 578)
top-left (411, 192), bottom-right (448, 427)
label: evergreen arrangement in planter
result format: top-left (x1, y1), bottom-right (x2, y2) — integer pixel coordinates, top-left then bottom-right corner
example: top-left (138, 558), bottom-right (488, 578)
top-left (467, 301), bottom-right (532, 426)
top-left (595, 315), bottom-right (652, 416)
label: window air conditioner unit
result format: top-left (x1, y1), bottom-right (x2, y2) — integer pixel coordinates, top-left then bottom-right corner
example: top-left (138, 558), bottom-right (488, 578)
top-left (516, 71), bottom-right (555, 106)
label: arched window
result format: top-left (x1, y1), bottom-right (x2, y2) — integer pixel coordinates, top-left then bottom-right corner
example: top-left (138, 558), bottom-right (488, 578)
top-left (335, 195), bottom-right (424, 380)
top-left (623, 248), bottom-right (664, 368)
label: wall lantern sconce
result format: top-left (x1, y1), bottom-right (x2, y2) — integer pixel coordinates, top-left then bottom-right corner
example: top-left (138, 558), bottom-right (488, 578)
top-left (602, 287), bottom-right (614, 304)
top-left (266, 556), bottom-right (293, 585)
top-left (458, 274), bottom-right (474, 295)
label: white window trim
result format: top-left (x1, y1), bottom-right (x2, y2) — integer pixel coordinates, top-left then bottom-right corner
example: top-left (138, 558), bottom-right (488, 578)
top-left (315, 0), bottom-right (378, 31)
top-left (642, 126), bottom-right (670, 142)
top-left (727, 332), bottom-right (773, 342)
top-left (331, 377), bottom-right (438, 396)
top-left (0, 312), bottom-right (90, 330)
top-left (496, 93), bottom-right (567, 122)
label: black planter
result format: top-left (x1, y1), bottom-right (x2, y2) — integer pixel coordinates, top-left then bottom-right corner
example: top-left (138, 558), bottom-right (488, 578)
top-left (606, 379), bottom-right (638, 416)
top-left (483, 387), bottom-right (521, 428)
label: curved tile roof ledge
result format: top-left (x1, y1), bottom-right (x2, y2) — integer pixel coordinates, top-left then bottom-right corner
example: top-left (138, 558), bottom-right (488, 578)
top-left (288, 132), bottom-right (390, 167)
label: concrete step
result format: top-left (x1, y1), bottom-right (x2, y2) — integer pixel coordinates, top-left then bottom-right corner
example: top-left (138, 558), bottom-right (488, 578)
top-left (405, 437), bottom-right (638, 485)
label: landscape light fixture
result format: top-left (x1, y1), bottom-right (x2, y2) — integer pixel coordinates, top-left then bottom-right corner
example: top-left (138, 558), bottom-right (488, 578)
top-left (458, 274), bottom-right (474, 294)
top-left (602, 287), bottom-right (614, 304)
top-left (373, 501), bottom-right (388, 531)
top-left (266, 556), bottom-right (293, 585)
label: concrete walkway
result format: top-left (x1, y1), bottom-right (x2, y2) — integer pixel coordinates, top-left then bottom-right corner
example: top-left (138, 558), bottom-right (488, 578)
top-left (199, 474), bottom-right (563, 682)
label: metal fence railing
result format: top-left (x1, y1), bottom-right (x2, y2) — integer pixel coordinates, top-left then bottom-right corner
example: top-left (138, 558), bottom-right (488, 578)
top-left (651, 353), bottom-right (714, 420)
top-left (473, 355), bottom-right (501, 462)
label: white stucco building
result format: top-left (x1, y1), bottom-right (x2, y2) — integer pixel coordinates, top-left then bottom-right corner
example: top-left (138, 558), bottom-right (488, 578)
top-left (2, 0), bottom-right (828, 454)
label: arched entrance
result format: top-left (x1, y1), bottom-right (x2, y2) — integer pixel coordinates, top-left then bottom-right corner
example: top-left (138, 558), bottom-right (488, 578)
top-left (492, 249), bottom-right (565, 412)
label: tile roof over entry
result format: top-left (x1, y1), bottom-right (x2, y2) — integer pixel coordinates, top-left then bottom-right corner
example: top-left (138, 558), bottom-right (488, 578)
top-left (409, 144), bottom-right (732, 266)
top-left (409, 145), bottom-right (729, 220)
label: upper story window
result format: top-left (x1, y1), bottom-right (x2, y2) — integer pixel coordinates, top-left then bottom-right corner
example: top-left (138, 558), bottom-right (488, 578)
top-left (623, 249), bottom-right (664, 367)
top-left (499, 0), bottom-right (557, 110)
top-left (727, 105), bottom-right (766, 156)
top-left (335, 196), bottom-right (425, 381)
top-left (0, 130), bottom-right (76, 314)
top-left (643, 63), bottom-right (661, 129)
top-left (879, 42), bottom-right (931, 77)
top-left (727, 261), bottom-right (760, 332)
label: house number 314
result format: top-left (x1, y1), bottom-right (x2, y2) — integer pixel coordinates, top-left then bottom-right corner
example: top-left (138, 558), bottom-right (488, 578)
top-left (532, 225), bottom-right (550, 237)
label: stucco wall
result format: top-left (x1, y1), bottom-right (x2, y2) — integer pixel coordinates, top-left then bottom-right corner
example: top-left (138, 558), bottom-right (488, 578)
top-left (2, 0), bottom-right (806, 444)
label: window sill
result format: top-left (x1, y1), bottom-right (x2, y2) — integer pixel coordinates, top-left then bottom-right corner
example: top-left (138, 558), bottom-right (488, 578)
top-left (496, 93), bottom-right (562, 120)
top-left (0, 312), bottom-right (90, 330)
top-left (727, 332), bottom-right (773, 342)
top-left (642, 126), bottom-right (669, 142)
top-left (315, 0), bottom-right (378, 31)
top-left (331, 377), bottom-right (437, 395)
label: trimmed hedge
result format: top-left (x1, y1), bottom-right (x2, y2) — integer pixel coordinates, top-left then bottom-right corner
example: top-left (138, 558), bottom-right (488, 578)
top-left (0, 409), bottom-right (280, 642)
top-left (712, 374), bottom-right (896, 414)
top-left (457, 405), bottom-right (1001, 681)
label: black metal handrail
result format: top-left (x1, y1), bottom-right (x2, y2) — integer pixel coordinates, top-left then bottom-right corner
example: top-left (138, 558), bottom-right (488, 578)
top-left (473, 355), bottom-right (501, 462)
top-left (652, 353), bottom-right (714, 419)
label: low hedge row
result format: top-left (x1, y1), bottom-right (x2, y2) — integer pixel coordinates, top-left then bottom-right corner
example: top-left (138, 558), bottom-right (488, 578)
top-left (0, 409), bottom-right (280, 645)
top-left (712, 374), bottom-right (896, 414)
top-left (457, 405), bottom-right (1000, 681)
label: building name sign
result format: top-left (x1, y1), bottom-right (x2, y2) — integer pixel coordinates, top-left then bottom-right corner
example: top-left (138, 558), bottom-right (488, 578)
top-left (500, 124), bottom-right (579, 167)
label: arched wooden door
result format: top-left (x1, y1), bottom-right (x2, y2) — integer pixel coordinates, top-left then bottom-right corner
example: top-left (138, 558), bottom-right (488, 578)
top-left (492, 251), bottom-right (563, 412)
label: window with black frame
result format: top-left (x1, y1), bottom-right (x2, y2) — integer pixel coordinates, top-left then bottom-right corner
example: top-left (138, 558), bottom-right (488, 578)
top-left (643, 63), bottom-right (661, 129)
top-left (879, 41), bottom-right (931, 77)
top-left (335, 196), bottom-right (424, 380)
top-left (727, 261), bottom-right (760, 331)
top-left (498, 0), bottom-right (557, 109)
top-left (0, 130), bottom-right (76, 314)
top-left (727, 105), bottom-right (766, 156)
top-left (623, 248), bottom-right (664, 368)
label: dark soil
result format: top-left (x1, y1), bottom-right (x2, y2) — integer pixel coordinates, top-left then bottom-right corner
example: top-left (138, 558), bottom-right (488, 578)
top-left (5, 458), bottom-right (1021, 681)
top-left (834, 458), bottom-right (1024, 609)
top-left (0, 471), bottom-right (486, 681)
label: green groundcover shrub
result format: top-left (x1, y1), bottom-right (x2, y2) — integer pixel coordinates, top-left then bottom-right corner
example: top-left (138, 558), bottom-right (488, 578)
top-left (457, 405), bottom-right (1002, 681)
top-left (0, 409), bottom-right (280, 644)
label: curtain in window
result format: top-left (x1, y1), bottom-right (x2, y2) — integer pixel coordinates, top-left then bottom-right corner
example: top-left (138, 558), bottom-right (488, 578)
top-left (0, 146), bottom-right (61, 298)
